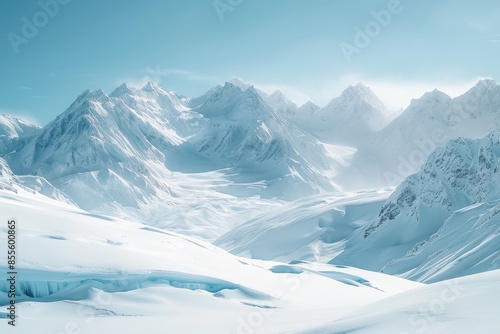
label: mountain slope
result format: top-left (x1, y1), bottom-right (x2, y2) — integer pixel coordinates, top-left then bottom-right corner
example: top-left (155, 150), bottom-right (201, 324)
top-left (7, 85), bottom-right (193, 210)
top-left (1, 81), bottom-right (350, 240)
top-left (0, 157), bottom-right (75, 205)
top-left (0, 184), bottom-right (421, 334)
top-left (299, 270), bottom-right (500, 334)
top-left (295, 83), bottom-right (389, 145)
top-left (266, 89), bottom-right (298, 118)
top-left (345, 79), bottom-right (500, 189)
top-left (0, 114), bottom-right (40, 155)
top-left (331, 130), bottom-right (500, 282)
top-left (172, 82), bottom-right (342, 199)
top-left (215, 189), bottom-right (392, 262)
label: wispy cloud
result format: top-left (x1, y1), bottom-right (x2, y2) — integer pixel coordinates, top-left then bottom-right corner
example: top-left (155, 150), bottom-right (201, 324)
top-left (143, 65), bottom-right (218, 84)
top-left (19, 86), bottom-right (32, 91)
top-left (116, 66), bottom-right (219, 91)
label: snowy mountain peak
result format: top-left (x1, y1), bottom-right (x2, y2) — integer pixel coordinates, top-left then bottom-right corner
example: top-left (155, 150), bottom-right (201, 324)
top-left (462, 78), bottom-right (500, 99)
top-left (269, 89), bottom-right (296, 107)
top-left (269, 89), bottom-right (284, 98)
top-left (401, 89), bottom-right (452, 115)
top-left (295, 82), bottom-right (389, 144)
top-left (142, 80), bottom-right (161, 92)
top-left (110, 83), bottom-right (136, 98)
top-left (298, 100), bottom-right (320, 113)
top-left (91, 88), bottom-right (108, 99)
top-left (178, 80), bottom-right (342, 199)
top-left (345, 82), bottom-right (370, 94)
top-left (228, 77), bottom-right (253, 91)
top-left (302, 100), bottom-right (319, 108)
top-left (474, 78), bottom-right (498, 89)
top-left (0, 114), bottom-right (41, 155)
top-left (224, 81), bottom-right (245, 92)
top-left (195, 81), bottom-right (271, 120)
top-left (334, 83), bottom-right (387, 112)
top-left (64, 89), bottom-right (112, 115)
top-left (335, 130), bottom-right (500, 279)
top-left (0, 114), bottom-right (40, 138)
top-left (78, 88), bottom-right (111, 104)
top-left (418, 89), bottom-right (451, 103)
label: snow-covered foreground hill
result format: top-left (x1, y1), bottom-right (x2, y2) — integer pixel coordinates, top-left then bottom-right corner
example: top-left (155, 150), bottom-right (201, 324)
top-left (1, 78), bottom-right (499, 332)
top-left (1, 186), bottom-right (499, 333)
top-left (0, 184), bottom-right (421, 333)
top-left (298, 269), bottom-right (500, 334)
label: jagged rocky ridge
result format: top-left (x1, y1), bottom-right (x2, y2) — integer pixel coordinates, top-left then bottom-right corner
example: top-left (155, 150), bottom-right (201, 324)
top-left (332, 130), bottom-right (500, 282)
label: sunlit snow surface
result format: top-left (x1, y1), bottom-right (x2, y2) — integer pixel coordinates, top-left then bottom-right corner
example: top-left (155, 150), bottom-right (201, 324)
top-left (299, 270), bottom-right (500, 334)
top-left (1, 187), bottom-right (498, 333)
top-left (2, 80), bottom-right (500, 333)
top-left (0, 187), bottom-right (421, 333)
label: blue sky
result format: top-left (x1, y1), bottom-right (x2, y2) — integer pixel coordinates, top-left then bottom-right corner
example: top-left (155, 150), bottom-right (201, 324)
top-left (1, 0), bottom-right (499, 125)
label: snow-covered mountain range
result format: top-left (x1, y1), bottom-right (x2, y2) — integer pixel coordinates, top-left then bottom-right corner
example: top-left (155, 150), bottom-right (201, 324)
top-left (219, 130), bottom-right (500, 283)
top-left (334, 130), bottom-right (500, 282)
top-left (5, 81), bottom-right (344, 207)
top-left (2, 78), bottom-right (500, 276)
top-left (293, 83), bottom-right (390, 145)
top-left (1, 78), bottom-right (500, 333)
top-left (0, 80), bottom-right (346, 240)
top-left (178, 82), bottom-right (342, 199)
top-left (343, 79), bottom-right (500, 188)
top-left (0, 160), bottom-right (498, 333)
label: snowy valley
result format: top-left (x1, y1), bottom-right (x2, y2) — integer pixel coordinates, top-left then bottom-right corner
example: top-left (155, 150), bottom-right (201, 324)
top-left (1, 78), bottom-right (500, 333)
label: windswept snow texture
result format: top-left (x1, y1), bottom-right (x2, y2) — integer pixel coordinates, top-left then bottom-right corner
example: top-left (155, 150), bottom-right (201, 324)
top-left (0, 184), bottom-right (420, 333)
top-left (332, 131), bottom-right (500, 282)
top-left (299, 270), bottom-right (500, 334)
top-left (0, 78), bottom-right (499, 333)
top-left (215, 189), bottom-right (393, 263)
